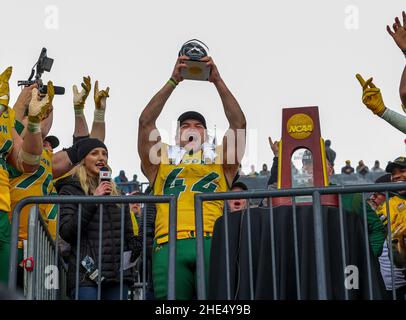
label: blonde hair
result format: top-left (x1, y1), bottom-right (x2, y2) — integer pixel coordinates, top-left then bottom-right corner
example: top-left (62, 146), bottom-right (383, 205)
top-left (74, 160), bottom-right (120, 196)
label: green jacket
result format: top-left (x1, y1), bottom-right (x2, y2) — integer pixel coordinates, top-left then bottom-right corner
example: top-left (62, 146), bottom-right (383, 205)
top-left (341, 193), bottom-right (385, 257)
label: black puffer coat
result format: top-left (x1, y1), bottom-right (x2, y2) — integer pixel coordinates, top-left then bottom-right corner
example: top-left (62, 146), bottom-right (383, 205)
top-left (56, 176), bottom-right (141, 291)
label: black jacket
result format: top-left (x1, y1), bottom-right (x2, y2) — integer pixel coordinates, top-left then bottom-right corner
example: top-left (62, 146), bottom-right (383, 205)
top-left (56, 176), bottom-right (141, 291)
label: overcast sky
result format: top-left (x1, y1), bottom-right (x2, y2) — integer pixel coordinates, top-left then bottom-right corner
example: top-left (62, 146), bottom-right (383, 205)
top-left (1, 0), bottom-right (405, 181)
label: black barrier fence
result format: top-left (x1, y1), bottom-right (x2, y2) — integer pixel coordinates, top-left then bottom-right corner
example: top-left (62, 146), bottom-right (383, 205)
top-left (8, 195), bottom-right (176, 300)
top-left (194, 183), bottom-right (406, 300)
top-left (7, 183), bottom-right (406, 300)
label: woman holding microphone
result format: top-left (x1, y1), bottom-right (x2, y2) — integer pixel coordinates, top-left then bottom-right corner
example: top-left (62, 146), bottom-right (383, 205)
top-left (57, 138), bottom-right (141, 300)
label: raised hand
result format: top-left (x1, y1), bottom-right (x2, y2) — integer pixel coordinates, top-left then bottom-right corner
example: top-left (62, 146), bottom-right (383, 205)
top-left (94, 80), bottom-right (110, 110)
top-left (0, 66), bottom-right (12, 109)
top-left (73, 76), bottom-right (91, 109)
top-left (200, 56), bottom-right (222, 84)
top-left (356, 74), bottom-right (386, 116)
top-left (171, 55), bottom-right (189, 83)
top-left (268, 137), bottom-right (279, 157)
top-left (387, 11), bottom-right (406, 51)
top-left (28, 81), bottom-right (55, 123)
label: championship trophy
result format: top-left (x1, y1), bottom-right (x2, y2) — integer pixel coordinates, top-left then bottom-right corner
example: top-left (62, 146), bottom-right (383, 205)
top-left (179, 39), bottom-right (210, 81)
top-left (272, 106), bottom-right (338, 206)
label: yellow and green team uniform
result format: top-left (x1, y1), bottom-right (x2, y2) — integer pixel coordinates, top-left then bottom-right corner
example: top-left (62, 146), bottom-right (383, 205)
top-left (7, 148), bottom-right (57, 252)
top-left (0, 107), bottom-right (15, 285)
top-left (376, 195), bottom-right (406, 233)
top-left (152, 143), bottom-right (228, 299)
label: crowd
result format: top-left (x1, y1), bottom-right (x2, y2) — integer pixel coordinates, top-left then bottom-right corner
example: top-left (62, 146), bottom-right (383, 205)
top-left (0, 10), bottom-right (405, 301)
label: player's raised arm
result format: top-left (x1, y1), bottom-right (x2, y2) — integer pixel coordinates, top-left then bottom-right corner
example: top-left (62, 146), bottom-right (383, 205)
top-left (201, 56), bottom-right (246, 186)
top-left (386, 11), bottom-right (406, 107)
top-left (138, 56), bottom-right (189, 183)
top-left (90, 80), bottom-right (109, 142)
top-left (8, 82), bottom-right (54, 173)
top-left (71, 76), bottom-right (91, 142)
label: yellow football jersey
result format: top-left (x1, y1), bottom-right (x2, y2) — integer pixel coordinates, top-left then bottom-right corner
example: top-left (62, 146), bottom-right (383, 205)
top-left (0, 107), bottom-right (15, 212)
top-left (377, 195), bottom-right (406, 231)
top-left (130, 209), bottom-right (139, 236)
top-left (153, 143), bottom-right (228, 243)
top-left (8, 148), bottom-right (54, 247)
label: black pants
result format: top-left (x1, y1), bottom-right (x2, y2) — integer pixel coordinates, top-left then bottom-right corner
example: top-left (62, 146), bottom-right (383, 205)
top-left (386, 285), bottom-right (406, 300)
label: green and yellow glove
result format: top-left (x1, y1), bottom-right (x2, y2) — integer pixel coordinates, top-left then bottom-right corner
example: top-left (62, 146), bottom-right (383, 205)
top-left (93, 80), bottom-right (110, 123)
top-left (27, 81), bottom-right (54, 133)
top-left (356, 74), bottom-right (387, 116)
top-left (73, 76), bottom-right (91, 114)
top-left (0, 66), bottom-right (12, 113)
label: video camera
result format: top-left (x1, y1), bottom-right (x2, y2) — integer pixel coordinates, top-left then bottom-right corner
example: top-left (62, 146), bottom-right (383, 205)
top-left (18, 47), bottom-right (65, 95)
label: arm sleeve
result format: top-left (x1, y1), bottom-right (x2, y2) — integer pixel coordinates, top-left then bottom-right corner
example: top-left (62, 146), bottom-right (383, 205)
top-left (380, 108), bottom-right (406, 134)
top-left (268, 156), bottom-right (278, 186)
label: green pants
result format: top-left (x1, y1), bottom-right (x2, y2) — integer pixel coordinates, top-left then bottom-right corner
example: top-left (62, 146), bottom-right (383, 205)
top-left (0, 211), bottom-right (10, 285)
top-left (152, 237), bottom-right (212, 300)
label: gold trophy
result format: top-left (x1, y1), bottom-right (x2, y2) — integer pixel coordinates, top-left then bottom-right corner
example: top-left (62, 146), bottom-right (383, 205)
top-left (179, 39), bottom-right (210, 81)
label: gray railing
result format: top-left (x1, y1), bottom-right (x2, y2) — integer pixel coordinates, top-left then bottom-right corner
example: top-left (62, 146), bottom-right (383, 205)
top-left (194, 182), bottom-right (406, 300)
top-left (8, 195), bottom-right (177, 300)
top-left (8, 183), bottom-right (406, 300)
top-left (24, 205), bottom-right (68, 300)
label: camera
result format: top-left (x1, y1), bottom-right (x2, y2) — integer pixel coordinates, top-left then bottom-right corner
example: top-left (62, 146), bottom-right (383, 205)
top-left (81, 255), bottom-right (105, 284)
top-left (18, 47), bottom-right (65, 95)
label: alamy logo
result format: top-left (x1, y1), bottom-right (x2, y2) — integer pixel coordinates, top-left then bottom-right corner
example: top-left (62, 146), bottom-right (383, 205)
top-left (44, 265), bottom-right (59, 290)
top-left (344, 265), bottom-right (359, 290)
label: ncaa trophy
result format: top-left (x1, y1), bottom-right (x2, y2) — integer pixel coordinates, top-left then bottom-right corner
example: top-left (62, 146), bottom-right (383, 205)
top-left (272, 106), bottom-right (338, 207)
top-left (179, 39), bottom-right (210, 81)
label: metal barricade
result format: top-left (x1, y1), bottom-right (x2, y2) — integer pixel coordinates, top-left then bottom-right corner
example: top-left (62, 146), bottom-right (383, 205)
top-left (24, 205), bottom-right (68, 300)
top-left (8, 195), bottom-right (176, 300)
top-left (194, 182), bottom-right (406, 300)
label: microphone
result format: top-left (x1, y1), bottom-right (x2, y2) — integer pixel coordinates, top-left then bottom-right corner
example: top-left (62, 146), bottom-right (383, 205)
top-left (99, 166), bottom-right (111, 182)
top-left (99, 167), bottom-right (111, 195)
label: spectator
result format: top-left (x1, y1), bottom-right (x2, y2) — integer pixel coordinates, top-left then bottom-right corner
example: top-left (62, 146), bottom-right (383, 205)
top-left (267, 137), bottom-right (279, 186)
top-left (324, 139), bottom-right (336, 168)
top-left (369, 174), bottom-right (406, 300)
top-left (247, 165), bottom-right (259, 177)
top-left (114, 170), bottom-right (131, 194)
top-left (57, 138), bottom-right (141, 300)
top-left (372, 160), bottom-right (384, 172)
top-left (227, 182), bottom-right (249, 213)
top-left (130, 174), bottom-right (141, 192)
top-left (376, 156), bottom-right (406, 269)
top-left (356, 160), bottom-right (369, 176)
top-left (259, 164), bottom-right (270, 176)
top-left (341, 160), bottom-right (355, 174)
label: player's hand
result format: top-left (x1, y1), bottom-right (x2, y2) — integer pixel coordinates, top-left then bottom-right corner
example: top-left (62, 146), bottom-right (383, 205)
top-left (94, 181), bottom-right (112, 196)
top-left (171, 56), bottom-right (189, 83)
top-left (356, 74), bottom-right (387, 116)
top-left (73, 76), bottom-right (91, 109)
top-left (268, 137), bottom-right (279, 157)
top-left (200, 56), bottom-right (222, 84)
top-left (94, 80), bottom-right (110, 110)
top-left (28, 81), bottom-right (54, 123)
top-left (0, 66), bottom-right (12, 108)
top-left (387, 11), bottom-right (406, 51)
